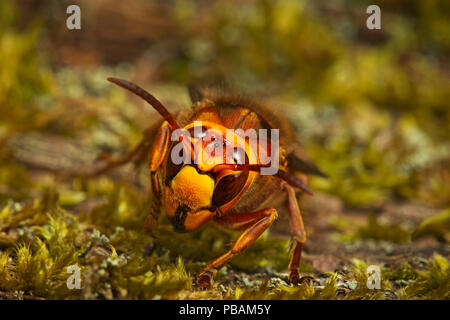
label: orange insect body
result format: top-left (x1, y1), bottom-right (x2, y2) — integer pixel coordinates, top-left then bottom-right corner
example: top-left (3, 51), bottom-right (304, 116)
top-left (107, 78), bottom-right (325, 288)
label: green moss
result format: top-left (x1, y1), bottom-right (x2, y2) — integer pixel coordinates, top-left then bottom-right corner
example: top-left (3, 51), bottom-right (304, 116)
top-left (342, 259), bottom-right (392, 300)
top-left (393, 254), bottom-right (450, 300)
top-left (1, 186), bottom-right (449, 300)
top-left (412, 208), bottom-right (450, 242)
top-left (0, 0), bottom-right (449, 300)
top-left (0, 0), bottom-right (53, 124)
top-left (0, 195), bottom-right (87, 298)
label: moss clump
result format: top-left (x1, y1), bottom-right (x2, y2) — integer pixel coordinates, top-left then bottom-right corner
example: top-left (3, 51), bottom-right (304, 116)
top-left (0, 193), bottom-right (88, 298)
top-left (2, 190), bottom-right (447, 300)
top-left (412, 208), bottom-right (450, 243)
top-left (0, 190), bottom-right (293, 299)
top-left (388, 254), bottom-right (450, 300)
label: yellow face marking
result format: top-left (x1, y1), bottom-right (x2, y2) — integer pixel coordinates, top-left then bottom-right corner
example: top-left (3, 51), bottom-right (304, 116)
top-left (170, 165), bottom-right (215, 210)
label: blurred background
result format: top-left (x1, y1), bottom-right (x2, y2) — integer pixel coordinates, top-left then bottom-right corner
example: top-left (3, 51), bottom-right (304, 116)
top-left (0, 0), bottom-right (448, 299)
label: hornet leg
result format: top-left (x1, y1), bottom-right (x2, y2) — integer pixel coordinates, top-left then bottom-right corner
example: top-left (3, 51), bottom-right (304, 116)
top-left (284, 184), bottom-right (311, 285)
top-left (196, 208), bottom-right (278, 289)
top-left (144, 122), bottom-right (170, 233)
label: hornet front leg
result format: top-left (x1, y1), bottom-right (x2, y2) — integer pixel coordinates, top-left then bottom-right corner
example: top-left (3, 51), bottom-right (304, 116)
top-left (196, 208), bottom-right (278, 289)
top-left (144, 122), bottom-right (170, 234)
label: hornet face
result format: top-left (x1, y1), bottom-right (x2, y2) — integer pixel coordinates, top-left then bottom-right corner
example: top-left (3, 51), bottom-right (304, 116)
top-left (163, 121), bottom-right (257, 232)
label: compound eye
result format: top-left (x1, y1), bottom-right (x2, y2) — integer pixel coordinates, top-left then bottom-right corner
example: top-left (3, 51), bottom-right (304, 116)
top-left (188, 126), bottom-right (208, 139)
top-left (212, 171), bottom-right (249, 207)
top-left (165, 142), bottom-right (185, 184)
